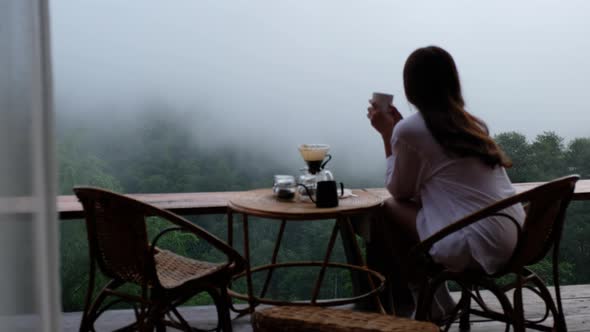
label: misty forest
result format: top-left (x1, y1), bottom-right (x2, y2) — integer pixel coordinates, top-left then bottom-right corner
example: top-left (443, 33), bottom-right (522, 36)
top-left (58, 110), bottom-right (590, 312)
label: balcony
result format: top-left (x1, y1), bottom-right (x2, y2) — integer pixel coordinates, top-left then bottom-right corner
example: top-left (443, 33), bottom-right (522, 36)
top-left (54, 284), bottom-right (590, 331)
top-left (56, 182), bottom-right (590, 331)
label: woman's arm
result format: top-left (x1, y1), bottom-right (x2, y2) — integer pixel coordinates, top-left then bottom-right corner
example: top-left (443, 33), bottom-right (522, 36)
top-left (386, 138), bottom-right (428, 201)
top-left (367, 104), bottom-right (403, 158)
top-left (368, 103), bottom-right (426, 200)
top-left (382, 136), bottom-right (392, 158)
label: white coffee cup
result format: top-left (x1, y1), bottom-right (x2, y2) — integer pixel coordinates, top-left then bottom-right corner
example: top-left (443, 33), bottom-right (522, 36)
top-left (371, 92), bottom-right (394, 112)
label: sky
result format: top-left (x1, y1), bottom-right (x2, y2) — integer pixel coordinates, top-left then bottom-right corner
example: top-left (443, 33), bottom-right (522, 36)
top-left (49, 0), bottom-right (590, 173)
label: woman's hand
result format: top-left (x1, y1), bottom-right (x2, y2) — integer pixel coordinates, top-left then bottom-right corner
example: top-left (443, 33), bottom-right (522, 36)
top-left (367, 102), bottom-right (403, 141)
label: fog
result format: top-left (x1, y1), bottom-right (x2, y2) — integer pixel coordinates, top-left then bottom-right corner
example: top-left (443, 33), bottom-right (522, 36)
top-left (50, 1), bottom-right (590, 177)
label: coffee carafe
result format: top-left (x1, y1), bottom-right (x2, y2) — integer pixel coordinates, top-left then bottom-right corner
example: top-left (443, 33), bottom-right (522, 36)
top-left (297, 144), bottom-right (338, 204)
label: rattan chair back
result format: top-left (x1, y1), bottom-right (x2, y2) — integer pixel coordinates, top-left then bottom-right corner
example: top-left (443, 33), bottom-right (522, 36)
top-left (75, 188), bottom-right (157, 285)
top-left (502, 175), bottom-right (578, 273)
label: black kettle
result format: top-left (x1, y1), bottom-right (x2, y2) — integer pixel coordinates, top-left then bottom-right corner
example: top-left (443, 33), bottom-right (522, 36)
top-left (298, 181), bottom-right (344, 208)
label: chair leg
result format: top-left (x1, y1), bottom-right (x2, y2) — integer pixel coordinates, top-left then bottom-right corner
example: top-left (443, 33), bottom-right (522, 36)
top-left (459, 286), bottom-right (471, 332)
top-left (220, 287), bottom-right (233, 332)
top-left (155, 322), bottom-right (166, 332)
top-left (209, 288), bottom-right (233, 332)
top-left (414, 279), bottom-right (432, 322)
top-left (512, 275), bottom-right (526, 332)
top-left (80, 279), bottom-right (122, 332)
top-left (79, 262), bottom-right (98, 332)
top-left (144, 302), bottom-right (167, 332)
top-left (552, 250), bottom-right (568, 332)
top-left (525, 273), bottom-right (566, 331)
top-left (112, 321), bottom-right (139, 332)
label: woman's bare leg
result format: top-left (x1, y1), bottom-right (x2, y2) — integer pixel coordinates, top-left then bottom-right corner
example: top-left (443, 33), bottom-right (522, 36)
top-left (381, 197), bottom-right (420, 245)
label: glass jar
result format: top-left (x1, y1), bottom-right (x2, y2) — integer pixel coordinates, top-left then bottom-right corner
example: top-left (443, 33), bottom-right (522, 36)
top-left (272, 175), bottom-right (297, 200)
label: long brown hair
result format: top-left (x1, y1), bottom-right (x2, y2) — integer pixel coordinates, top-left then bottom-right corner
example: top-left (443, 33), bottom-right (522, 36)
top-left (403, 46), bottom-right (511, 168)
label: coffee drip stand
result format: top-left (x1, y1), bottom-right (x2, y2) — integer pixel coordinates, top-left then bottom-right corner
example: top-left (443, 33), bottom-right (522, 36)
top-left (297, 144), bottom-right (334, 201)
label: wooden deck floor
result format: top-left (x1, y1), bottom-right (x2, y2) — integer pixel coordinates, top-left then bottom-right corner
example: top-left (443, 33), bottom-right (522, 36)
top-left (61, 284), bottom-right (590, 331)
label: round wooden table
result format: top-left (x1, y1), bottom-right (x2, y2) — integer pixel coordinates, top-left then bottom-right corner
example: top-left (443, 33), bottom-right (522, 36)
top-left (226, 188), bottom-right (386, 314)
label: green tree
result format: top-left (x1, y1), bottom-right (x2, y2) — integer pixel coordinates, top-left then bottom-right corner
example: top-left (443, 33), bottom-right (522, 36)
top-left (566, 138), bottom-right (590, 178)
top-left (559, 202), bottom-right (590, 285)
top-left (58, 132), bottom-right (123, 194)
top-left (528, 131), bottom-right (567, 181)
top-left (495, 132), bottom-right (533, 182)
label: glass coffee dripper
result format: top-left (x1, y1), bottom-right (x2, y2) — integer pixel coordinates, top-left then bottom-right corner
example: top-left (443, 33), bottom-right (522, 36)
top-left (296, 144), bottom-right (334, 201)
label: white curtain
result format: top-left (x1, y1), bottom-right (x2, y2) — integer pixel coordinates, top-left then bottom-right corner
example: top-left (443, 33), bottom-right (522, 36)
top-left (0, 0), bottom-right (61, 331)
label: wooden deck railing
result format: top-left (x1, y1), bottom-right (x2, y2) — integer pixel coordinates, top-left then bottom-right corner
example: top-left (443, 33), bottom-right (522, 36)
top-left (57, 179), bottom-right (590, 219)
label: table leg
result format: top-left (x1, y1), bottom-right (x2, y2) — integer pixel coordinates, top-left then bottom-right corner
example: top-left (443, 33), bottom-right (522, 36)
top-left (364, 211), bottom-right (414, 316)
top-left (227, 209), bottom-right (233, 247)
top-left (365, 235), bottom-right (396, 314)
top-left (342, 213), bottom-right (397, 314)
top-left (242, 213), bottom-right (255, 313)
top-left (337, 218), bottom-right (364, 298)
top-left (259, 219), bottom-right (287, 299)
top-left (227, 211), bottom-right (253, 317)
top-left (310, 221), bottom-right (340, 304)
top-left (340, 216), bottom-right (386, 314)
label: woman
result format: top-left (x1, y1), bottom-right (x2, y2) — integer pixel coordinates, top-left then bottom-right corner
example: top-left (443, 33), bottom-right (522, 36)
top-left (367, 46), bottom-right (525, 318)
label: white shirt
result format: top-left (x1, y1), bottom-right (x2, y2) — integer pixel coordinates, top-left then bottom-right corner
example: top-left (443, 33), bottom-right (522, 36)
top-left (385, 113), bottom-right (525, 274)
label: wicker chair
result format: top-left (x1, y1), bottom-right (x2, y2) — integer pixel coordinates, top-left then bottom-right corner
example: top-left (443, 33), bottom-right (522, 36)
top-left (411, 175), bottom-right (579, 332)
top-left (74, 186), bottom-right (246, 332)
